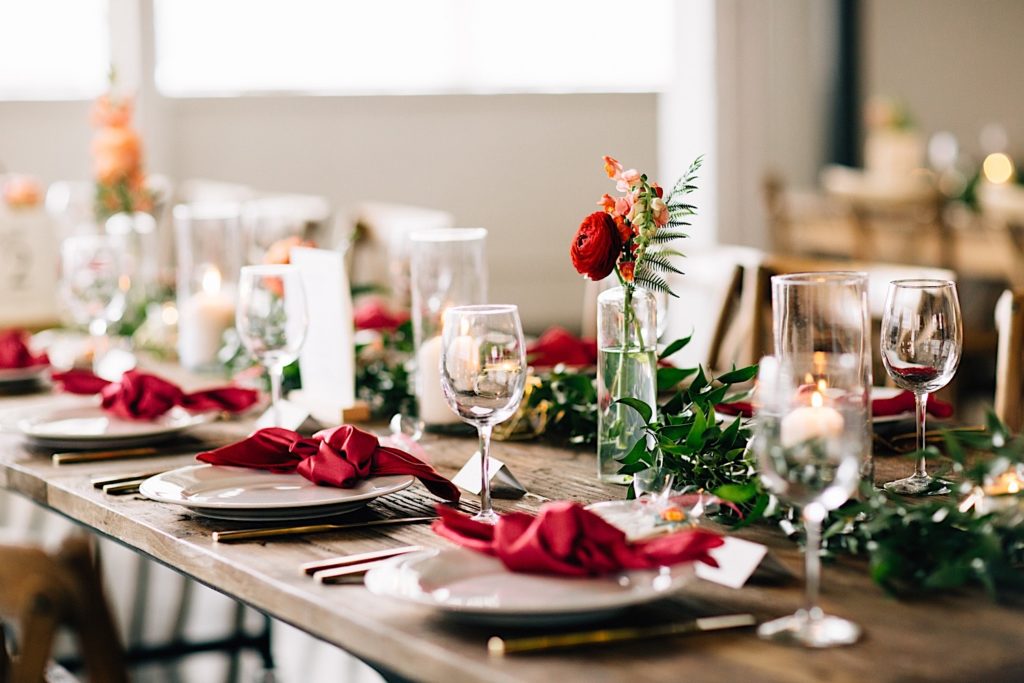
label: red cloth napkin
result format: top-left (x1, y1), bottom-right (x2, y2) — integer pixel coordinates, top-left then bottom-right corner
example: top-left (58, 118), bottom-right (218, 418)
top-left (432, 501), bottom-right (722, 576)
top-left (716, 391), bottom-right (954, 419)
top-left (196, 425), bottom-right (460, 502)
top-left (51, 369), bottom-right (259, 421)
top-left (526, 327), bottom-right (598, 368)
top-left (354, 301), bottom-right (409, 332)
top-left (872, 390), bottom-right (954, 419)
top-left (0, 330), bottom-right (48, 369)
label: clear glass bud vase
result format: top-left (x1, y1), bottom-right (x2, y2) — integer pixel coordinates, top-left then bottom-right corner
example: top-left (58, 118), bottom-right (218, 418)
top-left (597, 286), bottom-right (658, 484)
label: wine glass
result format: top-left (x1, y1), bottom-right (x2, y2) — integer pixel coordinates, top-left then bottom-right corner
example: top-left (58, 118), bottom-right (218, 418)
top-left (880, 279), bottom-right (962, 495)
top-left (236, 265), bottom-right (309, 426)
top-left (59, 235), bottom-right (128, 365)
top-left (753, 354), bottom-right (864, 648)
top-left (440, 305), bottom-right (527, 524)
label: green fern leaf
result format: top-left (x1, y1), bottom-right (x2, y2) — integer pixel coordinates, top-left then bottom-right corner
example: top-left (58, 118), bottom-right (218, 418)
top-left (642, 253), bottom-right (685, 276)
top-left (651, 247), bottom-right (686, 260)
top-left (666, 155), bottom-right (704, 205)
top-left (650, 231), bottom-right (689, 243)
top-left (633, 270), bottom-right (677, 297)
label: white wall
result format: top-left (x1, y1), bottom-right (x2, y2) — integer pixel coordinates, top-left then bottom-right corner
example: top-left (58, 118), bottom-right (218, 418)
top-left (0, 92), bottom-right (657, 334)
top-left (864, 0), bottom-right (1024, 159)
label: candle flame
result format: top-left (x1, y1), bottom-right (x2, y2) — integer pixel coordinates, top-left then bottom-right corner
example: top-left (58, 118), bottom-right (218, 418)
top-left (811, 391), bottom-right (823, 408)
top-left (201, 266), bottom-right (222, 294)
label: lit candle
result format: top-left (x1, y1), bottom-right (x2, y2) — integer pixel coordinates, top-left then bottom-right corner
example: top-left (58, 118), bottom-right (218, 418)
top-left (178, 264), bottom-right (235, 370)
top-left (415, 335), bottom-right (460, 425)
top-left (780, 390), bottom-right (845, 447)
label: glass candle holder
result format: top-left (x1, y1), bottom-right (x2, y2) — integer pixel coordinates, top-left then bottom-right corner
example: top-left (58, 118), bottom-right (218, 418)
top-left (174, 203), bottom-right (242, 371)
top-left (409, 228), bottom-right (488, 431)
top-left (771, 272), bottom-right (874, 485)
top-left (597, 286), bottom-right (658, 484)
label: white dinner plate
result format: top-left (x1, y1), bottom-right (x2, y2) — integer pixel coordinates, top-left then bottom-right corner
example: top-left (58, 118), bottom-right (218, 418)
top-left (0, 365), bottom-right (49, 385)
top-left (871, 386), bottom-right (927, 424)
top-left (17, 404), bottom-right (211, 449)
top-left (364, 548), bottom-right (694, 627)
top-left (186, 500), bottom-right (368, 522)
top-left (140, 464), bottom-right (414, 513)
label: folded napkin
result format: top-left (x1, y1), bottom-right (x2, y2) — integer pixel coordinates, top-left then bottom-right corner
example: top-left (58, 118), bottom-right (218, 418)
top-left (197, 424), bottom-right (460, 501)
top-left (872, 390), bottom-right (954, 419)
top-left (354, 301), bottom-right (409, 332)
top-left (526, 327), bottom-right (598, 368)
top-left (51, 369), bottom-right (259, 421)
top-left (0, 330), bottom-right (48, 369)
top-left (716, 391), bottom-right (954, 419)
top-left (432, 501), bottom-right (722, 577)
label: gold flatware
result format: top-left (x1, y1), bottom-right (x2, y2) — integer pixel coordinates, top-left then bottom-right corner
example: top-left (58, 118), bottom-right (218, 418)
top-left (487, 613), bottom-right (757, 656)
top-left (54, 447), bottom-right (161, 465)
top-left (313, 557), bottom-right (413, 584)
top-left (212, 516), bottom-right (439, 543)
top-left (91, 470), bottom-right (168, 488)
top-left (299, 545), bottom-right (424, 576)
top-left (102, 481), bottom-right (146, 496)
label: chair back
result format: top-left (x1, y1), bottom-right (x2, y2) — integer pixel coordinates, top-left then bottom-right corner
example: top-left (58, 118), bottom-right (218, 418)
top-left (0, 535), bottom-right (126, 683)
top-left (995, 289), bottom-right (1024, 432)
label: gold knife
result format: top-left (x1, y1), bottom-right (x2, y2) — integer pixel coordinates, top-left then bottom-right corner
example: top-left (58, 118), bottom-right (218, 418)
top-left (91, 470), bottom-right (169, 488)
top-left (212, 516), bottom-right (439, 543)
top-left (54, 447), bottom-right (161, 465)
top-left (487, 613), bottom-right (757, 656)
top-left (299, 545), bottom-right (424, 576)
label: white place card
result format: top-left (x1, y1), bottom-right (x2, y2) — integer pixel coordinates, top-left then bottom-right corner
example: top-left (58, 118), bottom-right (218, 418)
top-left (254, 398), bottom-right (321, 433)
top-left (290, 247), bottom-right (355, 419)
top-left (695, 536), bottom-right (769, 589)
top-left (452, 451), bottom-right (527, 499)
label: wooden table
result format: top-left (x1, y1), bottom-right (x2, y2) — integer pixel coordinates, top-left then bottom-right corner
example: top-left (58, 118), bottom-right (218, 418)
top-left (1, 390), bottom-right (1023, 683)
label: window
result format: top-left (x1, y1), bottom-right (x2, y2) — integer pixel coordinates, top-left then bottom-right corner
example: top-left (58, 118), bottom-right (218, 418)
top-left (154, 0), bottom-right (674, 96)
top-left (0, 0), bottom-right (109, 100)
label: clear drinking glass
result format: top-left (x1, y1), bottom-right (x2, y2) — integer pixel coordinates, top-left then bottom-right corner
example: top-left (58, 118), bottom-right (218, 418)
top-left (409, 228), bottom-right (488, 433)
top-left (440, 305), bottom-right (527, 524)
top-left (753, 354), bottom-right (865, 648)
top-left (59, 235), bottom-right (128, 350)
top-left (236, 265), bottom-right (309, 426)
top-left (772, 272), bottom-right (874, 487)
top-left (880, 279), bottom-right (962, 495)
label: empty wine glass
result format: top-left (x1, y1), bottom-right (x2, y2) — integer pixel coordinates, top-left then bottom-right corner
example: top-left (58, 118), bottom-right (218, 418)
top-left (440, 305), bottom-right (527, 524)
top-left (59, 235), bottom-right (128, 364)
top-left (236, 265), bottom-right (309, 426)
top-left (880, 279), bottom-right (962, 495)
top-left (753, 354), bottom-right (865, 648)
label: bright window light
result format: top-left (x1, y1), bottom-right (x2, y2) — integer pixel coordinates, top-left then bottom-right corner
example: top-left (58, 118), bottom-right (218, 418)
top-left (0, 0), bottom-right (109, 100)
top-left (154, 0), bottom-right (674, 96)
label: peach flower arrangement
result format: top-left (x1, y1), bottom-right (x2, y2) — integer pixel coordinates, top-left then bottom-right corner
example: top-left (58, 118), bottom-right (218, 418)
top-left (91, 81), bottom-right (153, 220)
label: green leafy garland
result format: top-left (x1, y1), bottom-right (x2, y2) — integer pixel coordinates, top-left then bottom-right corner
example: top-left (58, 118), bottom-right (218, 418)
top-left (615, 347), bottom-right (1024, 598)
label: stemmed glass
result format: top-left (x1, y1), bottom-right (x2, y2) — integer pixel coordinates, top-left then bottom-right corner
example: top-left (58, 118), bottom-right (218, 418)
top-left (440, 305), bottom-right (527, 524)
top-left (59, 235), bottom-right (128, 365)
top-left (880, 279), bottom-right (962, 495)
top-left (753, 354), bottom-right (864, 648)
top-left (236, 265), bottom-right (309, 427)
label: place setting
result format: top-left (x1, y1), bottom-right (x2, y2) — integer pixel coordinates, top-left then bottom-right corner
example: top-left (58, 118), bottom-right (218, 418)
top-left (3, 13), bottom-right (1024, 681)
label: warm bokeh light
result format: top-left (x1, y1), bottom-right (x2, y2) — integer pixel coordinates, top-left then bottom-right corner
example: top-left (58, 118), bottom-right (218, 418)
top-left (982, 152), bottom-right (1015, 184)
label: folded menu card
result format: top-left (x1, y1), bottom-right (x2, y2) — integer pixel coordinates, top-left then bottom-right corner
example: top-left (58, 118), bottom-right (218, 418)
top-left (432, 501), bottom-right (722, 576)
top-left (197, 424), bottom-right (460, 502)
top-left (290, 246), bottom-right (355, 422)
top-left (52, 369), bottom-right (258, 420)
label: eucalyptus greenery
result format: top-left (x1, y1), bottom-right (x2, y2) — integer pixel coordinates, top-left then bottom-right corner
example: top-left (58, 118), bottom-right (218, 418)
top-left (354, 319), bottom-right (416, 420)
top-left (619, 360), bottom-right (1024, 598)
top-left (614, 335), bottom-right (764, 520)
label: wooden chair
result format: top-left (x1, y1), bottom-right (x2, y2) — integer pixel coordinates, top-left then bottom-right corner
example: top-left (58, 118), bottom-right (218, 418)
top-left (0, 535), bottom-right (126, 683)
top-left (994, 289), bottom-right (1024, 432)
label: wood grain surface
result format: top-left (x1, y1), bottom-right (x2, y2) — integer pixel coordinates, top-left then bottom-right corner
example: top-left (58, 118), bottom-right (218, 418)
top-left (1, 381), bottom-right (1022, 683)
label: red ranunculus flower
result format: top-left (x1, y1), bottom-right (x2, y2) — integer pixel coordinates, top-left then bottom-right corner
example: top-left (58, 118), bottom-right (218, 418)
top-left (570, 212), bottom-right (621, 281)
